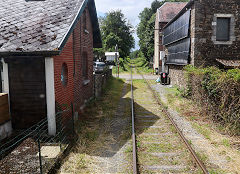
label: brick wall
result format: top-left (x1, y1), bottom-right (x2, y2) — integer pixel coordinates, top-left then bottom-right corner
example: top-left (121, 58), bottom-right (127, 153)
top-left (53, 6), bottom-right (94, 115)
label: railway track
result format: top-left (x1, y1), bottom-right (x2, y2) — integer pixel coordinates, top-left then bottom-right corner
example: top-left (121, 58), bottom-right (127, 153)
top-left (130, 66), bottom-right (208, 174)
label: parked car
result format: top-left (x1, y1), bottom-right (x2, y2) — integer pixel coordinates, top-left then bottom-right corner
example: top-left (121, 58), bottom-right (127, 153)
top-left (93, 62), bottom-right (108, 74)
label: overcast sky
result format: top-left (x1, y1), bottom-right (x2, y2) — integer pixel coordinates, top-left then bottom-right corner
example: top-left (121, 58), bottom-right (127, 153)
top-left (95, 0), bottom-right (154, 50)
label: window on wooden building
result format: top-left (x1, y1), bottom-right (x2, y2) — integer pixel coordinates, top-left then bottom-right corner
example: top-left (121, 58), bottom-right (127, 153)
top-left (82, 52), bottom-right (88, 79)
top-left (216, 18), bottom-right (230, 41)
top-left (61, 63), bottom-right (68, 87)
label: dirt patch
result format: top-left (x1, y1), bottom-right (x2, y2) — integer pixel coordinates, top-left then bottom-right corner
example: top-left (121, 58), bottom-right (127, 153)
top-left (0, 138), bottom-right (41, 174)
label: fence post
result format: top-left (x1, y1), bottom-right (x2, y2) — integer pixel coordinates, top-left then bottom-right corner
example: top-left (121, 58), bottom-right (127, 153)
top-left (38, 138), bottom-right (43, 174)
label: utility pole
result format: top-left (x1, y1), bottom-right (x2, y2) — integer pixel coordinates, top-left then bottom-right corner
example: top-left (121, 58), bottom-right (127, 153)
top-left (115, 44), bottom-right (119, 78)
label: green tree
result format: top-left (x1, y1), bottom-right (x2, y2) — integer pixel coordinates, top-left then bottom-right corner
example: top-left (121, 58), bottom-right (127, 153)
top-left (100, 10), bottom-right (135, 59)
top-left (137, 0), bottom-right (189, 61)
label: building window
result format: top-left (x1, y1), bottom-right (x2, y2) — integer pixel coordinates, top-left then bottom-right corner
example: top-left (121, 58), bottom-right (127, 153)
top-left (212, 14), bottom-right (235, 45)
top-left (61, 63), bottom-right (68, 87)
top-left (82, 52), bottom-right (88, 79)
top-left (216, 18), bottom-right (230, 41)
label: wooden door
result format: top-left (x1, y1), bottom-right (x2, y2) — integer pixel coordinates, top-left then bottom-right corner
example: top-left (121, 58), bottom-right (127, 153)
top-left (8, 57), bottom-right (47, 129)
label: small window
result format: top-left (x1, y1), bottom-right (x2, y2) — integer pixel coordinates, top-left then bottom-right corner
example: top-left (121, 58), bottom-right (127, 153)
top-left (216, 18), bottom-right (230, 41)
top-left (82, 52), bottom-right (88, 79)
top-left (61, 63), bottom-right (68, 87)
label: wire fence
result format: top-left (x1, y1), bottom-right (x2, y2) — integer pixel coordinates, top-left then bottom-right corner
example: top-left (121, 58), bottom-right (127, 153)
top-left (0, 103), bottom-right (75, 174)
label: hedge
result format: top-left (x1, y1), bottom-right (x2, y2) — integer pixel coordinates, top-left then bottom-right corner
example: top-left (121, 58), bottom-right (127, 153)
top-left (184, 65), bottom-right (240, 134)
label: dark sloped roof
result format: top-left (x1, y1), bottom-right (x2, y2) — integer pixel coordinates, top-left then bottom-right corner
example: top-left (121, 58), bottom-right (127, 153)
top-left (0, 0), bottom-right (101, 56)
top-left (157, 2), bottom-right (188, 23)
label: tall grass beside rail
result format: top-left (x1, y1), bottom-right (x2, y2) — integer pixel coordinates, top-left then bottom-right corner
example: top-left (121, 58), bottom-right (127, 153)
top-left (183, 65), bottom-right (240, 135)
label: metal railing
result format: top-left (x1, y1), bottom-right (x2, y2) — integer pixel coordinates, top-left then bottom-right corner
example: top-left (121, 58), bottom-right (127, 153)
top-left (130, 66), bottom-right (138, 174)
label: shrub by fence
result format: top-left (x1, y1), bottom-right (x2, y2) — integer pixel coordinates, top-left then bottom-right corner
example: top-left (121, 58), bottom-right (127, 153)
top-left (184, 65), bottom-right (240, 134)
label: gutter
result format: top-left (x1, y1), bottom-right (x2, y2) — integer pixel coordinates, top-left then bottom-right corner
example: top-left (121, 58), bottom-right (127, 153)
top-left (0, 50), bottom-right (60, 57)
top-left (163, 0), bottom-right (194, 29)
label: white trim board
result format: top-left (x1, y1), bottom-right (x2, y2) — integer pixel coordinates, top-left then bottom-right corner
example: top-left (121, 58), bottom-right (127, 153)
top-left (45, 57), bottom-right (56, 136)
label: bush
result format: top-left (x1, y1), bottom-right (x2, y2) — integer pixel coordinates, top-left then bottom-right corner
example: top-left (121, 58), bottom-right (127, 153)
top-left (184, 66), bottom-right (240, 134)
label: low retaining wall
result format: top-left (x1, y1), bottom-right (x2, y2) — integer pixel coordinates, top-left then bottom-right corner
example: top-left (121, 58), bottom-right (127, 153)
top-left (0, 93), bottom-right (12, 140)
top-left (94, 69), bottom-right (112, 98)
top-left (168, 65), bottom-right (187, 88)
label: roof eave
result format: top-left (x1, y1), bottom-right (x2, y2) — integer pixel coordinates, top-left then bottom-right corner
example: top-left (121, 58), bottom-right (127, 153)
top-left (0, 50), bottom-right (60, 57)
top-left (58, 0), bottom-right (102, 50)
top-left (163, 0), bottom-right (195, 29)
top-left (58, 0), bottom-right (89, 51)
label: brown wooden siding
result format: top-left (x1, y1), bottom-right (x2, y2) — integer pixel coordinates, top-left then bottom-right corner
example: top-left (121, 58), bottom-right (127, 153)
top-left (7, 57), bottom-right (46, 129)
top-left (0, 93), bottom-right (10, 125)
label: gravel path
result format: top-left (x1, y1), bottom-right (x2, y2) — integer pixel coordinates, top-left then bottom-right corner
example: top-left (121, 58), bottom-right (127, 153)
top-left (114, 73), bottom-right (158, 80)
top-left (134, 79), bottom-right (198, 173)
top-left (151, 83), bottom-right (237, 172)
top-left (94, 81), bottom-right (131, 173)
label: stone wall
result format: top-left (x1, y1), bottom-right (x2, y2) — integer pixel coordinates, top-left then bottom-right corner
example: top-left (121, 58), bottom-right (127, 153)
top-left (193, 0), bottom-right (240, 66)
top-left (169, 0), bottom-right (240, 88)
top-left (94, 69), bottom-right (112, 98)
top-left (168, 65), bottom-right (187, 89)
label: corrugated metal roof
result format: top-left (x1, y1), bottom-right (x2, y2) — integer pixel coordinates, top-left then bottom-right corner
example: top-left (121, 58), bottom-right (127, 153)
top-left (0, 0), bottom-right (101, 55)
top-left (216, 59), bottom-right (240, 67)
top-left (157, 2), bottom-right (188, 23)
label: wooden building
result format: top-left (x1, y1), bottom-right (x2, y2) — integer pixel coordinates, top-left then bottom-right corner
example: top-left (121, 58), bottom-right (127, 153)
top-left (0, 0), bottom-right (101, 135)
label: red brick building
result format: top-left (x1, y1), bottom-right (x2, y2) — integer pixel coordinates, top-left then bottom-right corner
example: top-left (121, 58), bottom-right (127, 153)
top-left (0, 0), bottom-right (101, 135)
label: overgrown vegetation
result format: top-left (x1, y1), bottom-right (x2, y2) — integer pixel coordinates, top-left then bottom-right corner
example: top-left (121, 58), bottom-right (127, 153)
top-left (112, 57), bottom-right (131, 74)
top-left (183, 65), bottom-right (240, 134)
top-left (130, 57), bottom-right (153, 74)
top-left (94, 10), bottom-right (135, 61)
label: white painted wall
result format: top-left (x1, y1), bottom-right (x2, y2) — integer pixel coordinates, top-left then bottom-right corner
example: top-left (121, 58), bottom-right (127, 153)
top-left (45, 57), bottom-right (56, 136)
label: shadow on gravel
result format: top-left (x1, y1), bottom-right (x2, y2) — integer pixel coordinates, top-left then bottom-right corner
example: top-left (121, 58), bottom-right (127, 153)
top-left (73, 78), bottom-right (159, 158)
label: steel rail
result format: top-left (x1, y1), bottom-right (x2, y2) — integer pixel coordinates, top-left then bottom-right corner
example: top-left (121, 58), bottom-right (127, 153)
top-left (131, 66), bottom-right (138, 174)
top-left (137, 69), bottom-right (209, 174)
